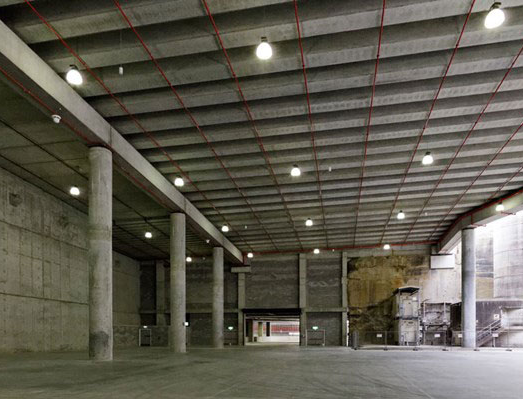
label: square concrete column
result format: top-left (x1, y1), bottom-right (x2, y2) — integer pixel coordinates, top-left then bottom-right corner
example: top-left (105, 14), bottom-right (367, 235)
top-left (156, 260), bottom-right (166, 326)
top-left (212, 247), bottom-right (224, 348)
top-left (88, 146), bottom-right (113, 361)
top-left (170, 213), bottom-right (186, 353)
top-left (461, 227), bottom-right (477, 348)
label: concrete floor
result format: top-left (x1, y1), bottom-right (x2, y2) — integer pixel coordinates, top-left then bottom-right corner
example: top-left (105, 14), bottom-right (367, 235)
top-left (1, 347), bottom-right (522, 398)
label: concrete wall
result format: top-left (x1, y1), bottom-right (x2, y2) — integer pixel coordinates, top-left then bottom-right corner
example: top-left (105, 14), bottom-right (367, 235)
top-left (246, 254), bottom-right (299, 309)
top-left (491, 214), bottom-right (523, 299)
top-left (0, 167), bottom-right (140, 352)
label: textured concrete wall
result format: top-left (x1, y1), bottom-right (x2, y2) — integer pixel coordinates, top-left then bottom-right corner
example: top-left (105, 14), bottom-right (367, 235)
top-left (307, 313), bottom-right (341, 346)
top-left (186, 262), bottom-right (212, 310)
top-left (246, 254), bottom-right (299, 309)
top-left (0, 167), bottom-right (140, 352)
top-left (113, 252), bottom-right (140, 326)
top-left (307, 253), bottom-right (341, 308)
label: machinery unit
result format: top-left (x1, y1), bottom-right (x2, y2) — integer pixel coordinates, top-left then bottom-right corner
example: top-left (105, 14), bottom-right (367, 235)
top-left (420, 302), bottom-right (451, 346)
top-left (392, 286), bottom-right (421, 346)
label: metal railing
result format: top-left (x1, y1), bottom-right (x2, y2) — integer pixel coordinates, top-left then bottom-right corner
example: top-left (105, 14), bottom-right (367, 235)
top-left (351, 328), bottom-right (523, 350)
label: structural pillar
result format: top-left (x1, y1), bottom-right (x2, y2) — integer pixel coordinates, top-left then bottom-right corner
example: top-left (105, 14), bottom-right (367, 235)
top-left (237, 272), bottom-right (246, 345)
top-left (299, 253), bottom-right (307, 346)
top-left (341, 252), bottom-right (348, 346)
top-left (88, 146), bottom-right (113, 361)
top-left (170, 213), bottom-right (186, 353)
top-left (156, 260), bottom-right (166, 326)
top-left (461, 227), bottom-right (477, 348)
top-left (212, 247), bottom-right (224, 348)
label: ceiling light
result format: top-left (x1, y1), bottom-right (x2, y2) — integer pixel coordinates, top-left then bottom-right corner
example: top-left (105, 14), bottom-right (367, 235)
top-left (305, 218), bottom-right (313, 227)
top-left (145, 232), bottom-right (152, 239)
top-left (221, 225), bottom-right (229, 233)
top-left (397, 210), bottom-right (405, 220)
top-left (485, 2), bottom-right (505, 29)
top-left (256, 37), bottom-right (273, 60)
top-left (291, 164), bottom-right (301, 177)
top-left (65, 65), bottom-right (83, 85)
top-left (383, 244), bottom-right (391, 250)
top-left (496, 203), bottom-right (505, 212)
top-left (313, 248), bottom-right (320, 254)
top-left (69, 186), bottom-right (80, 196)
top-left (247, 252), bottom-right (254, 259)
top-left (52, 114), bottom-right (61, 124)
top-left (174, 177), bottom-right (184, 187)
top-left (186, 256), bottom-right (192, 263)
top-left (206, 239), bottom-right (210, 244)
top-left (422, 152), bottom-right (434, 166)
top-left (118, 65), bottom-right (124, 76)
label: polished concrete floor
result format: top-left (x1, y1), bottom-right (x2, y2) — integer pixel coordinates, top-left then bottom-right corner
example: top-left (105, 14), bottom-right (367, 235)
top-left (1, 346), bottom-right (522, 398)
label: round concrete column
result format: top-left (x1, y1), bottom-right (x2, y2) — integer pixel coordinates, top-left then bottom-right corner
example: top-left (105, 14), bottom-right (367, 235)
top-left (212, 247), bottom-right (224, 348)
top-left (461, 227), bottom-right (477, 348)
top-left (170, 213), bottom-right (186, 353)
top-left (88, 146), bottom-right (113, 361)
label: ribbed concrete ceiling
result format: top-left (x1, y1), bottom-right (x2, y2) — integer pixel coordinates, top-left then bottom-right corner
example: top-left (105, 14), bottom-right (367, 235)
top-left (2, 0), bottom-right (523, 257)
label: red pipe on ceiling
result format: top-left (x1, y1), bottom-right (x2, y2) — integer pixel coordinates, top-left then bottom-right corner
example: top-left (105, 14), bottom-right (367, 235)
top-left (487, 164), bottom-right (523, 203)
top-left (378, 0), bottom-right (476, 245)
top-left (201, 0), bottom-right (304, 250)
top-left (252, 239), bottom-right (436, 256)
top-left (353, 0), bottom-right (387, 246)
top-left (20, 0), bottom-right (255, 252)
top-left (427, 116), bottom-right (523, 241)
top-left (293, 0), bottom-right (330, 247)
top-left (403, 41), bottom-right (523, 242)
top-left (112, 0), bottom-right (277, 251)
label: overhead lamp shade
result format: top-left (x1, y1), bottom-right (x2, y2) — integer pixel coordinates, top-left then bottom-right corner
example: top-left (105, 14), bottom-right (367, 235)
top-left (256, 37), bottom-right (273, 60)
top-left (291, 165), bottom-right (301, 177)
top-left (485, 4), bottom-right (505, 29)
top-left (66, 65), bottom-right (83, 85)
top-left (422, 152), bottom-right (434, 165)
top-left (174, 177), bottom-right (184, 187)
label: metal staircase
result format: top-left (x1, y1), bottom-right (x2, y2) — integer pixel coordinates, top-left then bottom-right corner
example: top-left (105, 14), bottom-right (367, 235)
top-left (476, 319), bottom-right (503, 347)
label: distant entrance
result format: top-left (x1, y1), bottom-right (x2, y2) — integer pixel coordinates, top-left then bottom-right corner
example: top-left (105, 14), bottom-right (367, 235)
top-left (244, 309), bottom-right (300, 345)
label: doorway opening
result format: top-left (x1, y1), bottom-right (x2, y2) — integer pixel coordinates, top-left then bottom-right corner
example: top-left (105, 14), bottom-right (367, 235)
top-left (244, 309), bottom-right (300, 345)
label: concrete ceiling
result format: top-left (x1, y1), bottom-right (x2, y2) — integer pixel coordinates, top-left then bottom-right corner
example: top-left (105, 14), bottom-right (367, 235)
top-left (2, 0), bottom-right (523, 258)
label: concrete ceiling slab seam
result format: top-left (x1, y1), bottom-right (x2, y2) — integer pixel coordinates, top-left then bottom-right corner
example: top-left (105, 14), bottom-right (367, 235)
top-left (0, 20), bottom-right (243, 263)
